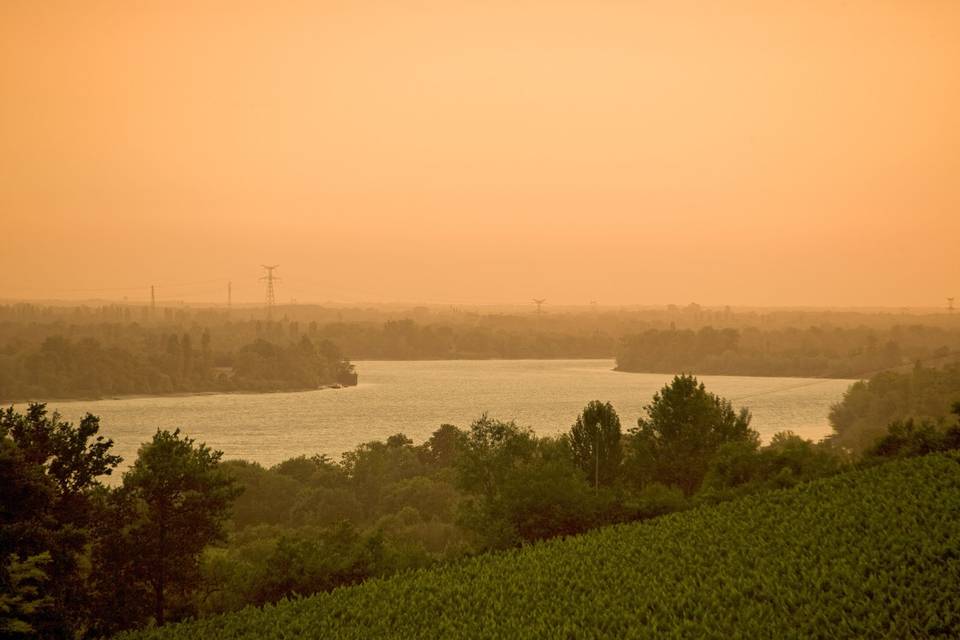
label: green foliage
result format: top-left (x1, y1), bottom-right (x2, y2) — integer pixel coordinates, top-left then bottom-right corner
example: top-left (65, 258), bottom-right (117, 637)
top-left (624, 482), bottom-right (687, 519)
top-left (568, 400), bottom-right (622, 488)
top-left (417, 424), bottom-right (465, 470)
top-left (700, 431), bottom-right (845, 501)
top-left (829, 364), bottom-right (960, 452)
top-left (87, 486), bottom-right (153, 637)
top-left (341, 436), bottom-right (426, 517)
top-left (117, 454), bottom-right (960, 639)
top-left (866, 411), bottom-right (960, 460)
top-left (120, 429), bottom-right (241, 625)
top-left (237, 523), bottom-right (386, 606)
top-left (0, 553), bottom-right (52, 636)
top-left (220, 460), bottom-right (303, 528)
top-left (629, 375), bottom-right (758, 495)
top-left (454, 415), bottom-right (537, 502)
top-left (380, 476), bottom-right (459, 522)
top-left (496, 456), bottom-right (603, 542)
top-left (0, 404), bottom-right (121, 636)
top-left (454, 417), bottom-right (619, 548)
top-left (191, 428), bottom-right (474, 616)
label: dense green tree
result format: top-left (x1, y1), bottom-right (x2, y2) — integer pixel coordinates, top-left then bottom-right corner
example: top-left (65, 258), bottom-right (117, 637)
top-left (416, 424), bottom-right (465, 473)
top-left (866, 408), bottom-right (960, 459)
top-left (250, 523), bottom-right (385, 605)
top-left (380, 476), bottom-right (460, 522)
top-left (122, 429), bottom-right (240, 625)
top-left (568, 401), bottom-right (622, 489)
top-left (454, 416), bottom-right (538, 548)
top-left (87, 487), bottom-right (152, 637)
top-left (220, 461), bottom-right (302, 528)
top-left (629, 375), bottom-right (757, 495)
top-left (700, 432), bottom-right (843, 500)
top-left (453, 417), bottom-right (613, 546)
top-left (272, 454), bottom-right (347, 488)
top-left (341, 435), bottom-right (424, 517)
top-left (497, 454), bottom-right (602, 542)
top-left (0, 404), bottom-right (120, 637)
top-left (455, 415), bottom-right (536, 502)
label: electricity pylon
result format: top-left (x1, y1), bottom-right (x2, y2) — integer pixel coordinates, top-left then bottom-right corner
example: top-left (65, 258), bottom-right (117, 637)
top-left (261, 265), bottom-right (280, 319)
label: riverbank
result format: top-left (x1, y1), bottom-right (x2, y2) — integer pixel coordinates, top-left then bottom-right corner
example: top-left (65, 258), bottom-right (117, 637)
top-left (614, 365), bottom-right (864, 380)
top-left (3, 382), bottom-right (355, 407)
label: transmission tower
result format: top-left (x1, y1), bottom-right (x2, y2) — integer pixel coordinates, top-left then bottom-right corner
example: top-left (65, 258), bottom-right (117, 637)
top-left (949, 297), bottom-right (956, 314)
top-left (533, 298), bottom-right (546, 316)
top-left (261, 265), bottom-right (280, 319)
top-left (150, 285), bottom-right (156, 316)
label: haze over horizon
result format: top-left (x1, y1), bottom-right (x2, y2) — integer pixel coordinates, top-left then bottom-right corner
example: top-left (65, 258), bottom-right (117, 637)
top-left (2, 1), bottom-right (958, 307)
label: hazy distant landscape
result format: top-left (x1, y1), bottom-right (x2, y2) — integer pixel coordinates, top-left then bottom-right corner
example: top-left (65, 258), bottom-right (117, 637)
top-left (3, 0), bottom-right (959, 637)
top-left (4, 301), bottom-right (958, 403)
top-left (4, 301), bottom-right (960, 637)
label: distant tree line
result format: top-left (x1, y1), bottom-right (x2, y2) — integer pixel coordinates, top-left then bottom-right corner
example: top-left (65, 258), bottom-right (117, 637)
top-left (3, 306), bottom-right (960, 397)
top-left (4, 301), bottom-right (959, 334)
top-left (314, 319), bottom-right (614, 359)
top-left (0, 331), bottom-right (356, 402)
top-left (616, 325), bottom-right (960, 378)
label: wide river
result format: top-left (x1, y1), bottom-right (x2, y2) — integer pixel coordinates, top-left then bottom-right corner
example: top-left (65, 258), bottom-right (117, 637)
top-left (39, 360), bottom-right (854, 472)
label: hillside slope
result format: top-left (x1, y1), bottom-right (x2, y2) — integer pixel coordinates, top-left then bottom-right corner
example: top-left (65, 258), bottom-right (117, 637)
top-left (121, 454), bottom-right (960, 639)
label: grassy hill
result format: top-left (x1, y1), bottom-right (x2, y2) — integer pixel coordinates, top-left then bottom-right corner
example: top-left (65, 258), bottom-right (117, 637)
top-left (120, 454), bottom-right (960, 639)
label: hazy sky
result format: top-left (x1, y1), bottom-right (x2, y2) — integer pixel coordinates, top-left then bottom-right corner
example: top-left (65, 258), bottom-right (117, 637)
top-left (2, 0), bottom-right (958, 307)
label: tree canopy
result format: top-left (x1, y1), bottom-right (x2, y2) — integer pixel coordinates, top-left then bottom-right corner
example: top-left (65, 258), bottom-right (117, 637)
top-left (121, 430), bottom-right (241, 625)
top-left (568, 400), bottom-right (622, 489)
top-left (629, 375), bottom-right (757, 495)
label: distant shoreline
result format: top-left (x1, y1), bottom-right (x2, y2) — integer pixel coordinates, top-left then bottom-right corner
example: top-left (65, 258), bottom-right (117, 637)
top-left (613, 366), bottom-right (863, 381)
top-left (4, 383), bottom-right (352, 406)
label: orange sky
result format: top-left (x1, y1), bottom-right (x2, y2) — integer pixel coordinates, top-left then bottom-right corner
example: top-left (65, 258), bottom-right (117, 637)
top-left (1, 0), bottom-right (958, 306)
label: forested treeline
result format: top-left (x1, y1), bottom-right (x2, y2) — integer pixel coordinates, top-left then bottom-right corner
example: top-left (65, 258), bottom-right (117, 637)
top-left (8, 374), bottom-right (958, 636)
top-left (314, 319), bottom-right (614, 358)
top-left (616, 325), bottom-right (960, 378)
top-left (828, 363), bottom-right (960, 452)
top-left (4, 301), bottom-right (959, 332)
top-left (4, 304), bottom-right (960, 388)
top-left (0, 324), bottom-right (356, 402)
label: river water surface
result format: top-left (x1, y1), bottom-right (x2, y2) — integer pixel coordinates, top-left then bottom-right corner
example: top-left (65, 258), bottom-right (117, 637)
top-left (38, 359), bottom-right (854, 472)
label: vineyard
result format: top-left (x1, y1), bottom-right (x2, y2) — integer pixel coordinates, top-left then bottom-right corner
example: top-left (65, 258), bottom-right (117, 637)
top-left (121, 454), bottom-right (960, 639)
